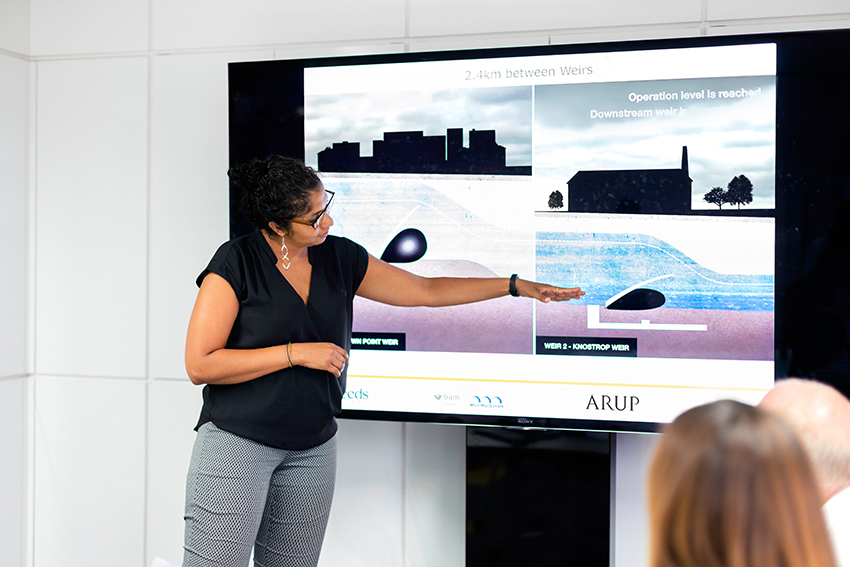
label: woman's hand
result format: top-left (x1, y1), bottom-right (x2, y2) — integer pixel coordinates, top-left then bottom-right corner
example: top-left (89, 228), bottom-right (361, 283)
top-left (186, 273), bottom-right (351, 385)
top-left (516, 279), bottom-right (585, 303)
top-left (290, 342), bottom-right (350, 378)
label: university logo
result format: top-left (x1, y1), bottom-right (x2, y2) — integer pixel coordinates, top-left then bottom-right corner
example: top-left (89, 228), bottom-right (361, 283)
top-left (344, 389), bottom-right (369, 400)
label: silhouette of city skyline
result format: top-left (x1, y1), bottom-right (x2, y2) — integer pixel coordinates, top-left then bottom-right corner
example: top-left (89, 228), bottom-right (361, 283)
top-left (567, 146), bottom-right (693, 214)
top-left (318, 128), bottom-right (531, 175)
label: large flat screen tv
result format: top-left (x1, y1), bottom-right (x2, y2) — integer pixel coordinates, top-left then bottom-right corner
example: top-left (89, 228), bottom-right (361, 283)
top-left (228, 28), bottom-right (850, 433)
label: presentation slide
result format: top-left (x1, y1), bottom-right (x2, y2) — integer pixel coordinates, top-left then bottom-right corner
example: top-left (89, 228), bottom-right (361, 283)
top-left (301, 43), bottom-right (776, 425)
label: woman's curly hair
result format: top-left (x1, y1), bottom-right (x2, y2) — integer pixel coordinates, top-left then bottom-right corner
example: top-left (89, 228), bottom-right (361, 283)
top-left (229, 156), bottom-right (321, 233)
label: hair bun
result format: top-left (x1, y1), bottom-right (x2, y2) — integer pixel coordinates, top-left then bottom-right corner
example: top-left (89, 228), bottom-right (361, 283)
top-left (228, 158), bottom-right (269, 196)
top-left (230, 155), bottom-right (320, 233)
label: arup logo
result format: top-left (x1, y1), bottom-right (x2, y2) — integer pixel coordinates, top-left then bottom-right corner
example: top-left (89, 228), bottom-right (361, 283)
top-left (586, 394), bottom-right (639, 411)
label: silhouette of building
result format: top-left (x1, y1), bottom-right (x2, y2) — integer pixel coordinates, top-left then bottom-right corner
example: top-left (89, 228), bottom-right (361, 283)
top-left (318, 128), bottom-right (531, 175)
top-left (567, 147), bottom-right (692, 214)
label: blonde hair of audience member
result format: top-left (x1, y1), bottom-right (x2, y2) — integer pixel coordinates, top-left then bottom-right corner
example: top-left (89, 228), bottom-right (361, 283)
top-left (648, 399), bottom-right (836, 567)
top-left (759, 378), bottom-right (850, 502)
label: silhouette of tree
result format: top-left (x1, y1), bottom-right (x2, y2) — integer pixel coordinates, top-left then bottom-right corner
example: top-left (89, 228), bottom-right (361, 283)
top-left (548, 190), bottom-right (564, 210)
top-left (726, 175), bottom-right (754, 209)
top-left (703, 186), bottom-right (727, 210)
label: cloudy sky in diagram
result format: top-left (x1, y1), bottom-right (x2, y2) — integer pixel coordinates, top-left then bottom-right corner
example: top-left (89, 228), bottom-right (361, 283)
top-left (534, 76), bottom-right (776, 209)
top-left (304, 86), bottom-right (532, 170)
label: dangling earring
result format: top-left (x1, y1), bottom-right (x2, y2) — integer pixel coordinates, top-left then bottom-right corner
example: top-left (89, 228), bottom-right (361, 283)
top-left (280, 234), bottom-right (291, 270)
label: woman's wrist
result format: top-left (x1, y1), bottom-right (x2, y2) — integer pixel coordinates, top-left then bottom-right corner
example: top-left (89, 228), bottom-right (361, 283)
top-left (509, 274), bottom-right (520, 297)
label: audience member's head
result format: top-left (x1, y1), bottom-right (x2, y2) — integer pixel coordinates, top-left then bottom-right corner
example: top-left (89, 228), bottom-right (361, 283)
top-left (760, 378), bottom-right (850, 501)
top-left (648, 399), bottom-right (836, 567)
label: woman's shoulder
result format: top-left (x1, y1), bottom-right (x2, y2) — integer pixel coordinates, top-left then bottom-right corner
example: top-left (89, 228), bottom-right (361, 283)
top-left (315, 235), bottom-right (370, 284)
top-left (319, 234), bottom-right (368, 257)
top-left (198, 231), bottom-right (268, 289)
top-left (211, 230), bottom-right (266, 261)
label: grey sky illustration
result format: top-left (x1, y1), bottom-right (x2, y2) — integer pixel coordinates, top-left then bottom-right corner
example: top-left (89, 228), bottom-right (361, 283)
top-left (305, 86), bottom-right (532, 170)
top-left (535, 76), bottom-right (776, 209)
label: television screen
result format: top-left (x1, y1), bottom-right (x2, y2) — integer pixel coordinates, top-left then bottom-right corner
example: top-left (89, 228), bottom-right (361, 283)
top-left (229, 28), bottom-right (850, 432)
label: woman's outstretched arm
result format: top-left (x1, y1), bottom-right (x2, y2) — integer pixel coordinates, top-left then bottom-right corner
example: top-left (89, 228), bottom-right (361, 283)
top-left (356, 254), bottom-right (584, 307)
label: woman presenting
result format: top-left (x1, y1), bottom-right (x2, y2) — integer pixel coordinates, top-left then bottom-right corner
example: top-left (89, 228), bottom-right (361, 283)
top-left (183, 155), bottom-right (584, 567)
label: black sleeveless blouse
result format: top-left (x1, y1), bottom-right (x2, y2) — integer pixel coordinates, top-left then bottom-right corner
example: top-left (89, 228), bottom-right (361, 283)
top-left (194, 230), bottom-right (369, 450)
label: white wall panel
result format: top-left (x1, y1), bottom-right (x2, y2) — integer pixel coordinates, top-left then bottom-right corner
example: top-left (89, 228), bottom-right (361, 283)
top-left (146, 379), bottom-right (204, 567)
top-left (273, 43), bottom-right (405, 61)
top-left (409, 0), bottom-right (701, 38)
top-left (35, 57), bottom-right (148, 379)
top-left (320, 419), bottom-right (404, 567)
top-left (708, 0), bottom-right (850, 21)
top-left (0, 55), bottom-right (28, 380)
top-left (404, 423), bottom-right (465, 567)
top-left (707, 19), bottom-right (850, 35)
top-left (550, 25), bottom-right (702, 46)
top-left (34, 375), bottom-right (146, 567)
top-left (30, 0), bottom-right (148, 56)
top-left (151, 0), bottom-right (405, 52)
top-left (612, 432), bottom-right (658, 567)
top-left (409, 34), bottom-right (549, 53)
top-left (0, 0), bottom-right (30, 55)
top-left (148, 50), bottom-right (270, 380)
top-left (0, 378), bottom-right (28, 567)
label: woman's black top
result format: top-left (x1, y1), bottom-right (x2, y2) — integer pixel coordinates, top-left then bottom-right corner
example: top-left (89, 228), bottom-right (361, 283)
top-left (194, 230), bottom-right (369, 450)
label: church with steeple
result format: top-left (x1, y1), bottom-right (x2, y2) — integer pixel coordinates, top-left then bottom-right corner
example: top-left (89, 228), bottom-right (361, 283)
top-left (567, 146), bottom-right (693, 214)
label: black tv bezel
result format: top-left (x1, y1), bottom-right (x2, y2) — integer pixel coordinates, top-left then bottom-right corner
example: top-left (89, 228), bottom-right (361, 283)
top-left (229, 27), bottom-right (850, 434)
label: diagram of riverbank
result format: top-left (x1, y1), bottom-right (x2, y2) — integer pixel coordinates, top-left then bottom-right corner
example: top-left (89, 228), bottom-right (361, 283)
top-left (534, 212), bottom-right (774, 361)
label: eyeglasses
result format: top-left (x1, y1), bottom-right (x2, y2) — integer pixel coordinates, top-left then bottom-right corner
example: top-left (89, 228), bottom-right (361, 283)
top-left (287, 190), bottom-right (334, 229)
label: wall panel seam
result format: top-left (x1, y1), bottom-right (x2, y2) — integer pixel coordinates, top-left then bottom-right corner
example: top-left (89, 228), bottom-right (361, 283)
top-left (17, 13), bottom-right (850, 65)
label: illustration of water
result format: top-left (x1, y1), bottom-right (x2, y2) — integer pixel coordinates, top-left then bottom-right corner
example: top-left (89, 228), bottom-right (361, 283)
top-left (536, 232), bottom-right (773, 311)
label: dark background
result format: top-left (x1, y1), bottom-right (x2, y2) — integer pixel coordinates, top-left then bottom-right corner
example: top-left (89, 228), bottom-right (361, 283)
top-left (466, 428), bottom-right (611, 567)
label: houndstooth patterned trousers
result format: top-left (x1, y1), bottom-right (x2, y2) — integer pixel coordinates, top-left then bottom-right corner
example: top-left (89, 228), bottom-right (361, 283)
top-left (182, 422), bottom-right (337, 567)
